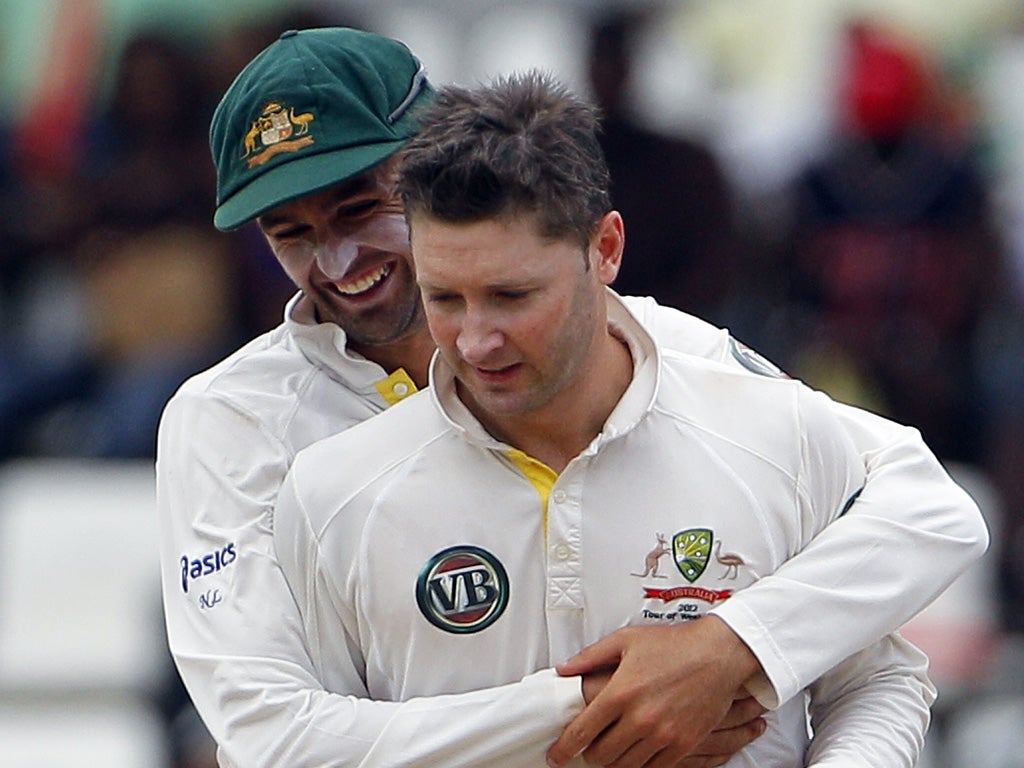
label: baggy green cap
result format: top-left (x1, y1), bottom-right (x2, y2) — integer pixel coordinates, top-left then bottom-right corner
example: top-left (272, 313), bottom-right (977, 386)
top-left (210, 27), bottom-right (433, 231)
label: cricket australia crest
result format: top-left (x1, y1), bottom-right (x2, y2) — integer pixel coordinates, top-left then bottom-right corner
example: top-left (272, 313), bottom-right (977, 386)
top-left (673, 529), bottom-right (712, 582)
top-left (242, 101), bottom-right (316, 168)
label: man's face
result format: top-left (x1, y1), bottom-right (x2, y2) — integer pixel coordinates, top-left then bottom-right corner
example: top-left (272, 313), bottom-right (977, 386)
top-left (413, 212), bottom-right (617, 422)
top-left (257, 161), bottom-right (425, 349)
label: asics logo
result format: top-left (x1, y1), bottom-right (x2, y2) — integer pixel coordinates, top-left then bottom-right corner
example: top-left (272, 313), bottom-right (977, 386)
top-left (180, 543), bottom-right (236, 593)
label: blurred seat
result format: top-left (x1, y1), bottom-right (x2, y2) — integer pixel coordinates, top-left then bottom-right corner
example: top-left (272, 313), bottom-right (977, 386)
top-left (942, 693), bottom-right (1024, 768)
top-left (0, 696), bottom-right (168, 767)
top-left (0, 458), bottom-right (165, 695)
top-left (462, 4), bottom-right (589, 93)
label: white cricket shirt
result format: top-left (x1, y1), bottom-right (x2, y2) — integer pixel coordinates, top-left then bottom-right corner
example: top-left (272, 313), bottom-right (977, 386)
top-left (272, 296), bottom-right (930, 767)
top-left (157, 290), bottom-right (983, 768)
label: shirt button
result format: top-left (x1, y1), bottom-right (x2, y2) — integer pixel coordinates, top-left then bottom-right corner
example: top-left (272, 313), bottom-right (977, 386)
top-left (392, 382), bottom-right (410, 397)
top-left (552, 490), bottom-right (567, 504)
top-left (554, 544), bottom-right (571, 560)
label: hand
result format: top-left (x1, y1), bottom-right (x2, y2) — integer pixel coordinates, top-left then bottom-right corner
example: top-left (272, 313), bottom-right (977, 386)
top-left (580, 669), bottom-right (766, 767)
top-left (547, 616), bottom-right (761, 768)
top-left (582, 667), bottom-right (615, 704)
top-left (677, 695), bottom-right (767, 768)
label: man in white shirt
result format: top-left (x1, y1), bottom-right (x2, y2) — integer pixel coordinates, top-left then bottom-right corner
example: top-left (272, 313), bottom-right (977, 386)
top-left (269, 69), bottom-right (947, 768)
top-left (158, 27), bottom-right (987, 767)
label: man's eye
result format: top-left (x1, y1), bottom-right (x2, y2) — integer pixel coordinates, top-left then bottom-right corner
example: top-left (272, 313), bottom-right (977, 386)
top-left (270, 226), bottom-right (308, 242)
top-left (339, 199), bottom-right (379, 218)
top-left (424, 292), bottom-right (461, 306)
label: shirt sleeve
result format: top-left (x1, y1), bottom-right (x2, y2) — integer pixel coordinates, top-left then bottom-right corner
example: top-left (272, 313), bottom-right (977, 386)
top-left (236, 458), bottom-right (585, 768)
top-left (158, 391), bottom-right (584, 768)
top-left (804, 632), bottom-right (936, 768)
top-left (711, 391), bottom-right (989, 707)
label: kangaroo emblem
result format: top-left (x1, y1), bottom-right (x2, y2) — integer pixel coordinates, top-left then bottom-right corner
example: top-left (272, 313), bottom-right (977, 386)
top-left (632, 533), bottom-right (670, 578)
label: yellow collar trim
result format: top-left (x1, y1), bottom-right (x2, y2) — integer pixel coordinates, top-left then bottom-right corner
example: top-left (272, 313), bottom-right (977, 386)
top-left (504, 448), bottom-right (558, 541)
top-left (375, 368), bottom-right (419, 406)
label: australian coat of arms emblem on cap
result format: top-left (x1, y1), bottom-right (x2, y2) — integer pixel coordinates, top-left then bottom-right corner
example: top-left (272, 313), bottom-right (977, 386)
top-left (242, 101), bottom-right (316, 168)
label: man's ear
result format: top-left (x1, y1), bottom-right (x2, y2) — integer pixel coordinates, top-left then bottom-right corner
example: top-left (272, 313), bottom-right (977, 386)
top-left (591, 211), bottom-right (625, 286)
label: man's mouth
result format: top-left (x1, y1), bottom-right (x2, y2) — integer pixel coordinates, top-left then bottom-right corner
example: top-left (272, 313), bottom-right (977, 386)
top-left (335, 263), bottom-right (392, 296)
top-left (472, 363), bottom-right (521, 382)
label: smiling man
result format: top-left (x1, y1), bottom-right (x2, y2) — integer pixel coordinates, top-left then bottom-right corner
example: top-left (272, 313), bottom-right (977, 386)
top-left (253, 168), bottom-right (434, 379)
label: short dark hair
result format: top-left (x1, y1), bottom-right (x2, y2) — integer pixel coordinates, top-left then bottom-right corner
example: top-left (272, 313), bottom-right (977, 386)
top-left (397, 70), bottom-right (611, 251)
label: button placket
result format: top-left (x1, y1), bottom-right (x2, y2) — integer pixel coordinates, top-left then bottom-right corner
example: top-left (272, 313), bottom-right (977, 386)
top-left (546, 469), bottom-right (586, 663)
top-left (546, 475), bottom-right (582, 608)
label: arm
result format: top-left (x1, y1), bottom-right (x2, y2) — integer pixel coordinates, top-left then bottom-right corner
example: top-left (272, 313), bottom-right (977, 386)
top-left (159, 392), bottom-right (583, 768)
top-left (548, 382), bottom-right (868, 767)
top-left (270, 461), bottom-right (589, 768)
top-left (712, 402), bottom-right (988, 707)
top-left (627, 296), bottom-right (989, 706)
top-left (157, 389), bottom-right (358, 766)
top-left (806, 633), bottom-right (935, 768)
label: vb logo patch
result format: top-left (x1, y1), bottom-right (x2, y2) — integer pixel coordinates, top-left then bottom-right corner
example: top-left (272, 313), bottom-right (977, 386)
top-left (673, 529), bottom-right (712, 583)
top-left (416, 546), bottom-right (509, 634)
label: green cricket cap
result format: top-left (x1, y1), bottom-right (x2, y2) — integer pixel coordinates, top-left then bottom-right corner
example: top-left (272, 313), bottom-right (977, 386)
top-left (210, 27), bottom-right (433, 231)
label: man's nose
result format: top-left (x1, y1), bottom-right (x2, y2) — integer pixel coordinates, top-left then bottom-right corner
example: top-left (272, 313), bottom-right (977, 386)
top-left (456, 311), bottom-right (504, 364)
top-left (315, 238), bottom-right (360, 280)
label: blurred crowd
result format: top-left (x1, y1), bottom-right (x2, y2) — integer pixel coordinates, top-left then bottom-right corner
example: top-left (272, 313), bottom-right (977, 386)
top-left (2, 3), bottom-right (1023, 766)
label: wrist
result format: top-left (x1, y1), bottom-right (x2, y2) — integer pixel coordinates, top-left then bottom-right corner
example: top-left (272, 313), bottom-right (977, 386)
top-left (704, 614), bottom-right (763, 688)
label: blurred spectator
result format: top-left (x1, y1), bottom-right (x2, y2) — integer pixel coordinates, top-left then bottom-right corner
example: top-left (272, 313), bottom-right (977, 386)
top-left (0, 138), bottom-right (99, 461)
top-left (0, 224), bottom-right (236, 459)
top-left (0, 12), bottom-right (354, 462)
top-left (586, 9), bottom-right (745, 325)
top-left (75, 224), bottom-right (237, 457)
top-left (82, 30), bottom-right (213, 228)
top-left (0, 26), bottom-right (229, 461)
top-left (777, 20), bottom-right (1005, 467)
top-left (975, 15), bottom-right (1024, 638)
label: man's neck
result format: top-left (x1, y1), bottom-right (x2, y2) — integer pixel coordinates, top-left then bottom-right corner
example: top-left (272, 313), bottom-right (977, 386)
top-left (466, 332), bottom-right (634, 474)
top-left (352, 329), bottom-right (436, 390)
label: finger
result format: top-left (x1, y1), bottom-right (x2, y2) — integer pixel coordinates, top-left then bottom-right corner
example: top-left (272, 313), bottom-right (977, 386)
top-left (580, 722), bottom-right (646, 768)
top-left (691, 717), bottom-right (766, 759)
top-left (581, 667), bottom-right (615, 704)
top-left (546, 704), bottom-right (618, 768)
top-left (648, 744), bottom-right (714, 768)
top-left (556, 631), bottom-right (628, 676)
top-left (597, 737), bottom-right (663, 768)
top-left (713, 696), bottom-right (767, 731)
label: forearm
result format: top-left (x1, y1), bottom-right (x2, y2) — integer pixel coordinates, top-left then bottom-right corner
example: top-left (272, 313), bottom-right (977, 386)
top-left (712, 407), bottom-right (987, 707)
top-left (833, 401), bottom-right (988, 569)
top-left (164, 497), bottom-right (586, 768)
top-left (175, 636), bottom-right (581, 768)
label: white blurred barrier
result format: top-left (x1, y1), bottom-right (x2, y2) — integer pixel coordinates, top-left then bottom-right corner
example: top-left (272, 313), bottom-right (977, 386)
top-left (0, 458), bottom-right (169, 767)
top-left (0, 697), bottom-right (168, 767)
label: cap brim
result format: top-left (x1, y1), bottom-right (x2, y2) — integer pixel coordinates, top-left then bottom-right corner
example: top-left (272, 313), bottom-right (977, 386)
top-left (213, 139), bottom-right (407, 231)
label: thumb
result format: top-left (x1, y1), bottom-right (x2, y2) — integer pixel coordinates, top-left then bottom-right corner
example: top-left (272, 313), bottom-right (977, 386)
top-left (556, 630), bottom-right (626, 676)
